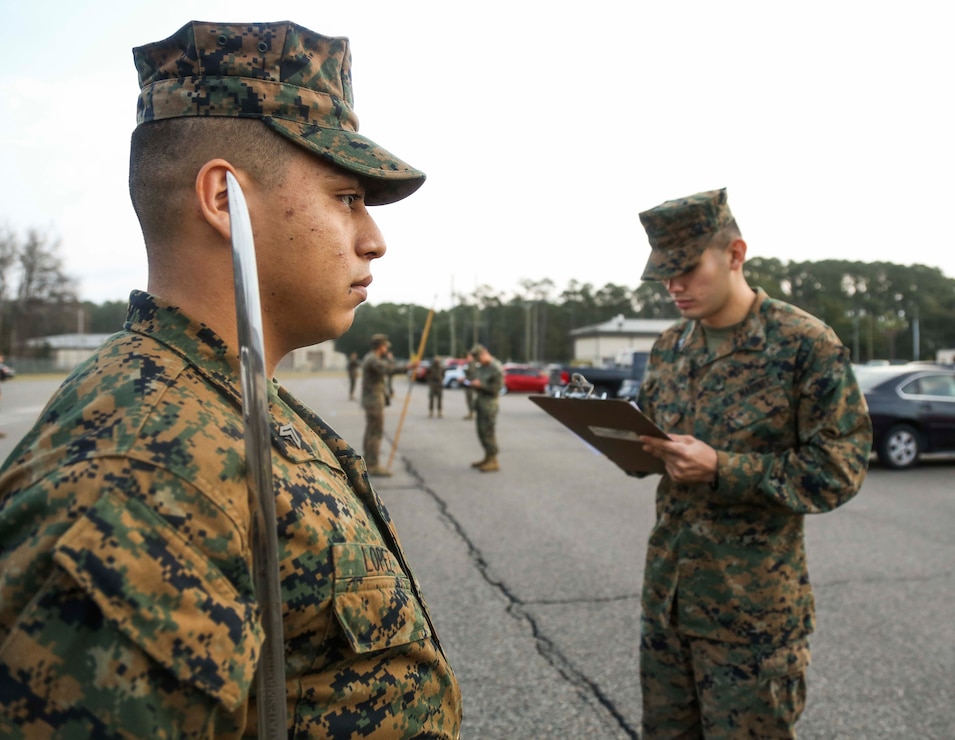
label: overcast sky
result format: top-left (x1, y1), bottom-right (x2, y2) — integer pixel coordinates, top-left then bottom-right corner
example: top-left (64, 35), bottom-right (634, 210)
top-left (2, 1), bottom-right (952, 310)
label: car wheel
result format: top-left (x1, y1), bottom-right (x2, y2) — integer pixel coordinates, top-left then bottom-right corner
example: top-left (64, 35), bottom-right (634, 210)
top-left (878, 423), bottom-right (921, 470)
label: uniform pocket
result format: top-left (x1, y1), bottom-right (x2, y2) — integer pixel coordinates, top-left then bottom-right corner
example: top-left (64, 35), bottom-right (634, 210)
top-left (756, 639), bottom-right (810, 727)
top-left (331, 543), bottom-right (430, 654)
top-left (52, 493), bottom-right (262, 711)
top-left (722, 386), bottom-right (790, 433)
top-left (758, 638), bottom-right (810, 688)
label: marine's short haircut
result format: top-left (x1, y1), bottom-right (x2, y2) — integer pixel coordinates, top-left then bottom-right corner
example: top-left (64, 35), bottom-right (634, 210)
top-left (129, 117), bottom-right (299, 244)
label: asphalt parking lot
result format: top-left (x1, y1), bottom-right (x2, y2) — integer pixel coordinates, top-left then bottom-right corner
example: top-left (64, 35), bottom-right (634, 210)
top-left (1, 373), bottom-right (952, 739)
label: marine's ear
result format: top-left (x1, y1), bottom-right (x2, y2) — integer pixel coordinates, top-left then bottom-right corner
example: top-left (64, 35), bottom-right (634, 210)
top-left (728, 237), bottom-right (747, 270)
top-left (195, 159), bottom-right (244, 242)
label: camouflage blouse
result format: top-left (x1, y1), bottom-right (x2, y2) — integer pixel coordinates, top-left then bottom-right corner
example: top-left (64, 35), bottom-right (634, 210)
top-left (0, 291), bottom-right (461, 738)
top-left (472, 360), bottom-right (503, 403)
top-left (637, 288), bottom-right (872, 646)
top-left (360, 352), bottom-right (409, 410)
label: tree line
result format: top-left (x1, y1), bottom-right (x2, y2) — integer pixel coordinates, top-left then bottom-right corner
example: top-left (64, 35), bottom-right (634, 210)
top-left (339, 260), bottom-right (955, 366)
top-left (2, 227), bottom-right (953, 366)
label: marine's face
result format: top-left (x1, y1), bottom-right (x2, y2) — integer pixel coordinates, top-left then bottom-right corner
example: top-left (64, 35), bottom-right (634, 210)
top-left (662, 246), bottom-right (734, 326)
top-left (250, 151), bottom-right (387, 349)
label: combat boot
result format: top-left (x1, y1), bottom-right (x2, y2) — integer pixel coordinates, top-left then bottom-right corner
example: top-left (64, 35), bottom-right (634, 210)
top-left (367, 465), bottom-right (392, 477)
top-left (471, 456), bottom-right (487, 468)
top-left (478, 456), bottom-right (499, 473)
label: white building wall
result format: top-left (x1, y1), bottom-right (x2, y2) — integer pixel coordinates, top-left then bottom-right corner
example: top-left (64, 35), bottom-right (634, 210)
top-left (573, 336), bottom-right (658, 366)
top-left (281, 340), bottom-right (348, 372)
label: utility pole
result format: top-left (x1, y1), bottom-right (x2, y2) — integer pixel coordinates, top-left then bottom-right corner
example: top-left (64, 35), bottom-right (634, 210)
top-left (449, 279), bottom-right (456, 358)
top-left (912, 306), bottom-right (920, 361)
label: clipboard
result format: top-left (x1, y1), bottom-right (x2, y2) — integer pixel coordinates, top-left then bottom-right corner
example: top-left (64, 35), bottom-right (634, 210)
top-left (529, 395), bottom-right (669, 475)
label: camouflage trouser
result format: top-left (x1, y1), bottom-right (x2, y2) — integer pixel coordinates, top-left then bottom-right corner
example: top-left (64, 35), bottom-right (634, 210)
top-left (363, 404), bottom-right (385, 467)
top-left (641, 617), bottom-right (809, 739)
top-left (474, 397), bottom-right (498, 456)
top-left (429, 386), bottom-right (443, 413)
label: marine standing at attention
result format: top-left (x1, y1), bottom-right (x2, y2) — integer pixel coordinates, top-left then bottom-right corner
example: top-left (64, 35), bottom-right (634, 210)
top-left (347, 351), bottom-right (360, 400)
top-left (0, 20), bottom-right (461, 738)
top-left (635, 188), bottom-right (871, 738)
top-left (427, 355), bottom-right (445, 418)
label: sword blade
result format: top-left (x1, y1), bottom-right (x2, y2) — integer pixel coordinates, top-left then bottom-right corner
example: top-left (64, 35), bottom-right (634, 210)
top-left (226, 171), bottom-right (288, 737)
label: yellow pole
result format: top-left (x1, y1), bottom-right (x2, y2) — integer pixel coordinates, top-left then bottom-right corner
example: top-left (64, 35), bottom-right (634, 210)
top-left (386, 304), bottom-right (435, 471)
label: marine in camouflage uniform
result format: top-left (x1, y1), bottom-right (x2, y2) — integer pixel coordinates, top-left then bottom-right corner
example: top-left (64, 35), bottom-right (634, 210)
top-left (426, 355), bottom-right (444, 418)
top-left (347, 352), bottom-right (360, 400)
top-left (0, 295), bottom-right (460, 738)
top-left (0, 21), bottom-right (460, 738)
top-left (635, 188), bottom-right (871, 739)
top-left (361, 335), bottom-right (413, 477)
top-left (468, 344), bottom-right (504, 472)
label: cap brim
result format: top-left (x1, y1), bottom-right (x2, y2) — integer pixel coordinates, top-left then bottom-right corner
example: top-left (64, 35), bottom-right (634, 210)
top-left (640, 241), bottom-right (707, 281)
top-left (264, 118), bottom-right (425, 206)
top-left (641, 255), bottom-right (699, 281)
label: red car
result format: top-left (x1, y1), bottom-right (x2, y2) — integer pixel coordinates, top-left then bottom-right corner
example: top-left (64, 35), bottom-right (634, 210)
top-left (502, 364), bottom-right (549, 393)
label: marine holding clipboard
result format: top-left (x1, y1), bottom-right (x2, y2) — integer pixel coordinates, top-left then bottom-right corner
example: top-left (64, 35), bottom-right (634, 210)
top-left (632, 188), bottom-right (871, 738)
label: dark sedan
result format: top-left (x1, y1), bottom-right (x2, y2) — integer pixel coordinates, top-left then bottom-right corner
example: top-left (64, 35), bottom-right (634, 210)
top-left (854, 363), bottom-right (955, 469)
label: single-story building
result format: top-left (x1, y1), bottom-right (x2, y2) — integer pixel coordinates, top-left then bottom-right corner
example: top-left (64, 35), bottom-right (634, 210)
top-left (25, 333), bottom-right (114, 370)
top-left (570, 314), bottom-right (677, 367)
top-left (26, 333), bottom-right (346, 373)
top-left (279, 341), bottom-right (348, 373)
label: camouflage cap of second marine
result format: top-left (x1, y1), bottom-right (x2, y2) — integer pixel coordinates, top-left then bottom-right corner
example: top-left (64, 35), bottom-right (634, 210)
top-left (133, 20), bottom-right (424, 205)
top-left (639, 188), bottom-right (736, 281)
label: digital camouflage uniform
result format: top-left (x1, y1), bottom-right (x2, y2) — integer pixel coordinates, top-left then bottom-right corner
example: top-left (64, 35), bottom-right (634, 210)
top-left (0, 292), bottom-right (461, 738)
top-left (636, 288), bottom-right (871, 738)
top-left (427, 358), bottom-right (444, 417)
top-left (472, 355), bottom-right (504, 458)
top-left (347, 354), bottom-right (360, 400)
top-left (360, 348), bottom-right (409, 470)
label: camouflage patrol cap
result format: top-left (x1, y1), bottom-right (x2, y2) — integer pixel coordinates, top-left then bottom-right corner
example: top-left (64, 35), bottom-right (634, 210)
top-left (133, 20), bottom-right (425, 205)
top-left (470, 344), bottom-right (486, 356)
top-left (639, 188), bottom-right (734, 280)
top-left (371, 333), bottom-right (390, 349)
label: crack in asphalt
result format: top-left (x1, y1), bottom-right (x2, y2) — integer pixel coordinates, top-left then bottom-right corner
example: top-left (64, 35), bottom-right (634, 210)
top-left (525, 593), bottom-right (641, 606)
top-left (816, 570), bottom-right (954, 589)
top-left (403, 458), bottom-right (640, 739)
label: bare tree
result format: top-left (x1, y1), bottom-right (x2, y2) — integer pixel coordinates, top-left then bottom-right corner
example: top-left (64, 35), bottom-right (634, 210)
top-left (0, 226), bottom-right (20, 350)
top-left (0, 227), bottom-right (78, 353)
